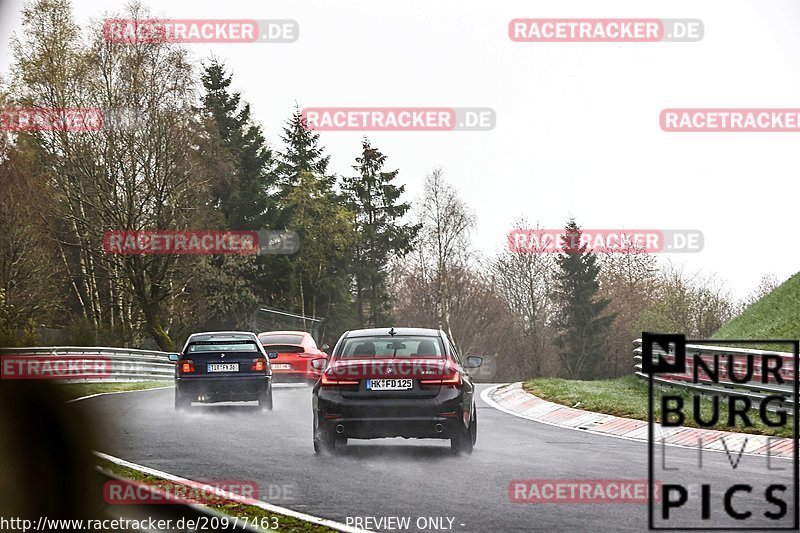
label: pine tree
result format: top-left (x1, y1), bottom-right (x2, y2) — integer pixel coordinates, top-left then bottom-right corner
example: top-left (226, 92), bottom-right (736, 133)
top-left (196, 60), bottom-right (276, 332)
top-left (343, 138), bottom-right (420, 327)
top-left (552, 219), bottom-right (615, 379)
top-left (274, 106), bottom-right (333, 192)
top-left (200, 59), bottom-right (274, 230)
top-left (282, 170), bottom-right (355, 323)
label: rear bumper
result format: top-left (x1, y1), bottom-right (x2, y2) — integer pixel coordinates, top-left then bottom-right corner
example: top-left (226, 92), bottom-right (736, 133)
top-left (176, 375), bottom-right (270, 401)
top-left (314, 388), bottom-right (468, 439)
top-left (321, 417), bottom-right (460, 439)
top-left (272, 370), bottom-right (320, 383)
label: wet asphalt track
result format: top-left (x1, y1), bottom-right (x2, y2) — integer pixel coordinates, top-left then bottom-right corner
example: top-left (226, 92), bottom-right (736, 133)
top-left (80, 384), bottom-right (797, 532)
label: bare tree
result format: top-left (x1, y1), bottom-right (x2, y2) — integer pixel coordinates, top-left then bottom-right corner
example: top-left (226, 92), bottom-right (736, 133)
top-left (596, 243), bottom-right (659, 377)
top-left (737, 273), bottom-right (779, 313)
top-left (409, 169), bottom-right (475, 348)
top-left (491, 218), bottom-right (558, 377)
top-left (0, 146), bottom-right (62, 332)
top-left (10, 1), bottom-right (209, 349)
top-left (637, 263), bottom-right (736, 339)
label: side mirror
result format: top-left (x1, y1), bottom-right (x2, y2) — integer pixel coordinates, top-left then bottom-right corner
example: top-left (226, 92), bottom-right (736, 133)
top-left (266, 351), bottom-right (279, 359)
top-left (464, 356), bottom-right (483, 369)
top-left (168, 353), bottom-right (180, 362)
top-left (311, 358), bottom-right (328, 370)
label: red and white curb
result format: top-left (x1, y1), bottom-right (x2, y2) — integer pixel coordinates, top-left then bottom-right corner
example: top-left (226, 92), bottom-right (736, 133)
top-left (482, 383), bottom-right (795, 459)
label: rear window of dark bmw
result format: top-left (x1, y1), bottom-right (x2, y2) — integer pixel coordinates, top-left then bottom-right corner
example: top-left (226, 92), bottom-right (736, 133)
top-left (339, 336), bottom-right (445, 358)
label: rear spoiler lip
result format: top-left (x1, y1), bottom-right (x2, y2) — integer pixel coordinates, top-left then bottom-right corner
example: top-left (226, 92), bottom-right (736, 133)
top-left (260, 344), bottom-right (304, 348)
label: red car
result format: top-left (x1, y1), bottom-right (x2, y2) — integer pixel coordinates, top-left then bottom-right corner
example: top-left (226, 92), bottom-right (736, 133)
top-left (257, 331), bottom-right (329, 385)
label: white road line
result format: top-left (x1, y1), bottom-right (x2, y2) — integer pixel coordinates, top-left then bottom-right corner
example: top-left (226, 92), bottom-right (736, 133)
top-left (68, 385), bottom-right (174, 403)
top-left (72, 386), bottom-right (370, 532)
top-left (96, 451), bottom-right (372, 533)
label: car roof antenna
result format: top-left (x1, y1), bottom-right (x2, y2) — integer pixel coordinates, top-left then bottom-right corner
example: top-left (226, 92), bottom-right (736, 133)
top-left (388, 327), bottom-right (396, 336)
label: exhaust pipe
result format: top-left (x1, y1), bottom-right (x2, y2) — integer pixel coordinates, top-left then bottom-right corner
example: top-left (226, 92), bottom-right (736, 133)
top-left (434, 423), bottom-right (443, 433)
top-left (335, 424), bottom-right (345, 434)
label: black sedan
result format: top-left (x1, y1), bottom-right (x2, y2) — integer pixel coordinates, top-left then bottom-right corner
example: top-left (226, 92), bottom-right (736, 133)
top-left (312, 327), bottom-right (482, 454)
top-left (170, 331), bottom-right (276, 410)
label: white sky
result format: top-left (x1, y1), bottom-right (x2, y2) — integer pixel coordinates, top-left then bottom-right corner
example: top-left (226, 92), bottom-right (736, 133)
top-left (2, 0), bottom-right (799, 299)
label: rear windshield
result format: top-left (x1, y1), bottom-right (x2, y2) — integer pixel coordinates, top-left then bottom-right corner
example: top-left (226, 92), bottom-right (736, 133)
top-left (339, 336), bottom-right (445, 358)
top-left (259, 334), bottom-right (304, 345)
top-left (188, 340), bottom-right (260, 353)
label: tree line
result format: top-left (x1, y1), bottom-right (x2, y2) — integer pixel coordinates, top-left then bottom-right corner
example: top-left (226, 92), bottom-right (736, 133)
top-left (0, 0), bottom-right (758, 381)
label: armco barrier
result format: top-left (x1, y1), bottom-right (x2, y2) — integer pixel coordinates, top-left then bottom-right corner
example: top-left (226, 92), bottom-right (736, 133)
top-left (633, 338), bottom-right (796, 412)
top-left (0, 346), bottom-right (174, 383)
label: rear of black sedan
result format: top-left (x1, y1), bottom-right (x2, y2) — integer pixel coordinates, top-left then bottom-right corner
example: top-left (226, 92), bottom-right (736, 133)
top-left (312, 327), bottom-right (482, 454)
top-left (171, 331), bottom-right (276, 410)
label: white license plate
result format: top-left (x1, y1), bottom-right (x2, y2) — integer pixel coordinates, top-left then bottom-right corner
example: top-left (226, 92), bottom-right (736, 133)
top-left (207, 363), bottom-right (239, 372)
top-left (272, 364), bottom-right (292, 370)
top-left (367, 378), bottom-right (413, 390)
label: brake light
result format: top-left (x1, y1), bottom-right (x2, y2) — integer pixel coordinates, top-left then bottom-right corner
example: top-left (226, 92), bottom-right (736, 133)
top-left (251, 359), bottom-right (266, 371)
top-left (420, 366), bottom-right (462, 386)
top-left (320, 372), bottom-right (359, 386)
top-left (180, 360), bottom-right (195, 373)
top-left (440, 371), bottom-right (462, 386)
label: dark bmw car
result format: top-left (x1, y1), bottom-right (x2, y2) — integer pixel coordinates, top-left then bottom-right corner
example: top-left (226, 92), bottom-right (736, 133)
top-left (170, 331), bottom-right (277, 410)
top-left (312, 327), bottom-right (482, 454)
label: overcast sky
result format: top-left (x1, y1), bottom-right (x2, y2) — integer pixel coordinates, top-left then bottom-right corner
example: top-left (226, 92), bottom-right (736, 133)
top-left (2, 0), bottom-right (799, 299)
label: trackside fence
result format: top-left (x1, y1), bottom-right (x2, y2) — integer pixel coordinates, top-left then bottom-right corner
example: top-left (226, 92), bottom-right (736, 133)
top-left (0, 346), bottom-right (174, 383)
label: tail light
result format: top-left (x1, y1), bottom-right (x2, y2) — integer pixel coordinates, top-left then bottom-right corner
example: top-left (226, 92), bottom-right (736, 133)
top-left (320, 372), bottom-right (359, 386)
top-left (420, 365), bottom-right (462, 387)
top-left (180, 360), bottom-right (195, 374)
top-left (251, 358), bottom-right (266, 372)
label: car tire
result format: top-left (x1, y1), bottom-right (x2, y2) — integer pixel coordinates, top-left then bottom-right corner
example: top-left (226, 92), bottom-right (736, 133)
top-left (471, 408), bottom-right (478, 447)
top-left (451, 416), bottom-right (475, 455)
top-left (174, 388), bottom-right (191, 411)
top-left (259, 385), bottom-right (273, 411)
top-left (313, 426), bottom-right (336, 455)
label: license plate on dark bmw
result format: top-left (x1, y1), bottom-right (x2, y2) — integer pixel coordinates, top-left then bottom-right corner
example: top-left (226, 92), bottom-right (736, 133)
top-left (366, 378), bottom-right (412, 390)
top-left (207, 363), bottom-right (239, 372)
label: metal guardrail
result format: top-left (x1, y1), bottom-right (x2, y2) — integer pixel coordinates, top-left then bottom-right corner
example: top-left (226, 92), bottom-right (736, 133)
top-left (633, 338), bottom-right (796, 412)
top-left (0, 346), bottom-right (174, 383)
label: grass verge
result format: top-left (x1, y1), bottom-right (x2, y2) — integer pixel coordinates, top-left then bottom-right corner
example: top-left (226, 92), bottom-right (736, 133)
top-left (96, 457), bottom-right (336, 532)
top-left (522, 375), bottom-right (792, 438)
top-left (62, 381), bottom-right (171, 401)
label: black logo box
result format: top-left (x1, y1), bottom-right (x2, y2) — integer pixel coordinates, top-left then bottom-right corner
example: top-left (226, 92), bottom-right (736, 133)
top-left (643, 332), bottom-right (799, 530)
